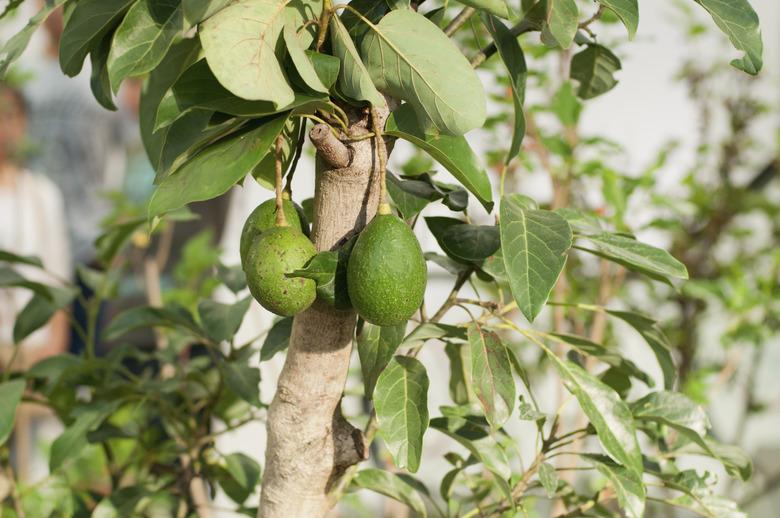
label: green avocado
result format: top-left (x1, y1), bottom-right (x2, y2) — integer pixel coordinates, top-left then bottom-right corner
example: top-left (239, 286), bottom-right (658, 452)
top-left (243, 226), bottom-right (317, 316)
top-left (347, 214), bottom-right (427, 326)
top-left (240, 199), bottom-right (307, 260)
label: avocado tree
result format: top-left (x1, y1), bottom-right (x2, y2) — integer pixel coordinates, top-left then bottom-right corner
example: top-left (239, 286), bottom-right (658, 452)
top-left (0, 0), bottom-right (767, 517)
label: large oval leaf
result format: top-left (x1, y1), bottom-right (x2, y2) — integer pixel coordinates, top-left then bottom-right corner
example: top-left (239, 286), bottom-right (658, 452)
top-left (357, 322), bottom-right (406, 397)
top-left (148, 115), bottom-right (288, 218)
top-left (200, 0), bottom-right (294, 105)
top-left (580, 232), bottom-right (688, 280)
top-left (597, 0), bottom-right (638, 38)
top-left (374, 356), bottom-right (429, 473)
top-left (456, 0), bottom-right (512, 19)
top-left (386, 105), bottom-right (493, 211)
top-left (467, 325), bottom-right (515, 429)
top-left (107, 0), bottom-right (184, 92)
top-left (361, 9), bottom-right (485, 135)
top-left (0, 380), bottom-right (25, 446)
top-left (499, 195), bottom-right (572, 322)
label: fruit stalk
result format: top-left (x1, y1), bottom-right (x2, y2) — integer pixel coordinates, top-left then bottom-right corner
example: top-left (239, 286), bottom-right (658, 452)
top-left (370, 106), bottom-right (390, 215)
top-left (273, 135), bottom-right (288, 227)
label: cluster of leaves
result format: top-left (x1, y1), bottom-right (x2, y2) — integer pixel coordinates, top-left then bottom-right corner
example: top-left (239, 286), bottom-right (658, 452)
top-left (0, 0), bottom-right (768, 517)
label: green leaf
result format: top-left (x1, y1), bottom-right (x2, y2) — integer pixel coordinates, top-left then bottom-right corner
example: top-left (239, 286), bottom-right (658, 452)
top-left (546, 355), bottom-right (642, 476)
top-left (288, 243), bottom-right (352, 309)
top-left (107, 0), bottom-right (184, 92)
top-left (584, 454), bottom-right (645, 518)
top-left (50, 403), bottom-right (119, 471)
top-left (456, 0), bottom-right (512, 18)
top-left (630, 391), bottom-right (709, 436)
top-left (430, 414), bottom-right (513, 501)
top-left (283, 22), bottom-right (328, 94)
top-left (104, 305), bottom-right (203, 340)
top-left (329, 13), bottom-right (385, 106)
top-left (467, 325), bottom-right (515, 429)
top-left (551, 81), bottom-right (582, 127)
top-left (551, 332), bottom-right (654, 387)
top-left (387, 172), bottom-right (437, 219)
top-left (260, 317), bottom-right (293, 361)
top-left (217, 264), bottom-right (247, 294)
top-left (198, 296), bottom-right (252, 343)
top-left (138, 38), bottom-right (202, 172)
top-left (0, 380), bottom-right (25, 446)
top-left (374, 356), bottom-right (429, 473)
top-left (59, 0), bottom-right (136, 76)
top-left (597, 0), bottom-right (638, 38)
top-left (482, 14), bottom-right (527, 164)
top-left (361, 10), bottom-right (486, 136)
top-left (694, 0), bottom-right (763, 75)
top-left (426, 217), bottom-right (500, 264)
top-left (149, 115), bottom-right (288, 219)
top-left (200, 0), bottom-right (294, 105)
top-left (306, 51), bottom-right (340, 89)
top-left (0, 0), bottom-right (68, 77)
top-left (13, 290), bottom-right (75, 344)
top-left (357, 322), bottom-right (406, 397)
top-left (352, 469), bottom-right (428, 518)
top-left (542, 0), bottom-right (579, 49)
top-left (445, 342), bottom-right (474, 405)
top-left (89, 32), bottom-right (117, 110)
top-left (219, 452), bottom-right (262, 504)
top-left (26, 354), bottom-right (82, 383)
top-left (580, 232), bottom-right (688, 280)
top-left (400, 322), bottom-right (467, 349)
top-left (499, 194), bottom-right (572, 322)
top-left (220, 360), bottom-right (262, 407)
top-left (570, 44), bottom-right (621, 100)
top-left (606, 310), bottom-right (676, 390)
top-left (0, 250), bottom-right (43, 268)
top-left (538, 462), bottom-right (558, 498)
top-left (183, 0), bottom-right (231, 27)
top-left (386, 105), bottom-right (493, 211)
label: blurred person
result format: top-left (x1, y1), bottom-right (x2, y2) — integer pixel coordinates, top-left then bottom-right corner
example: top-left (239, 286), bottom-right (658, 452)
top-left (0, 81), bottom-right (71, 370)
top-left (24, 4), bottom-right (131, 354)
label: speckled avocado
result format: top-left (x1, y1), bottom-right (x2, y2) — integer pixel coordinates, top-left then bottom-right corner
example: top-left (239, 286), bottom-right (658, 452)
top-left (347, 214), bottom-right (427, 326)
top-left (240, 199), bottom-right (306, 260)
top-left (243, 226), bottom-right (316, 316)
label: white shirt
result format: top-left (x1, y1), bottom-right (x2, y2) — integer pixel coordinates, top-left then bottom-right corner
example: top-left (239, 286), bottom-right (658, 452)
top-left (0, 171), bottom-right (72, 348)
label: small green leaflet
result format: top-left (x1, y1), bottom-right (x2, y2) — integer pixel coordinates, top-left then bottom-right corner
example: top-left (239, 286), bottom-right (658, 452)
top-left (357, 322), bottom-right (406, 397)
top-left (283, 22), bottom-right (329, 94)
top-left (361, 9), bottom-right (486, 136)
top-left (499, 194), bottom-right (572, 322)
top-left (482, 14), bottom-right (527, 164)
top-left (570, 44), bottom-right (621, 100)
top-left (467, 324), bottom-right (515, 429)
top-left (352, 469), bottom-right (428, 518)
top-left (597, 0), bottom-right (638, 38)
top-left (694, 0), bottom-right (763, 75)
top-left (329, 13), bottom-right (385, 106)
top-left (580, 232), bottom-right (688, 280)
top-left (0, 0), bottom-right (68, 77)
top-left (584, 454), bottom-right (645, 518)
top-left (542, 0), bottom-right (579, 49)
top-left (0, 380), bottom-right (25, 446)
top-left (374, 356), bottom-right (429, 473)
top-left (386, 105), bottom-right (493, 211)
top-left (200, 0), bottom-right (294, 106)
top-left (107, 0), bottom-right (184, 92)
top-left (538, 462), bottom-right (558, 497)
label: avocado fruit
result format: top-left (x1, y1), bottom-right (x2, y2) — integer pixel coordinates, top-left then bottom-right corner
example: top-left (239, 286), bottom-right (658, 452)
top-left (243, 226), bottom-right (317, 316)
top-left (347, 214), bottom-right (427, 326)
top-left (240, 199), bottom-right (307, 260)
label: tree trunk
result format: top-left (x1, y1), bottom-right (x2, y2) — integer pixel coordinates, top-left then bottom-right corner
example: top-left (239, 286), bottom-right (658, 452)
top-left (259, 106), bottom-right (389, 517)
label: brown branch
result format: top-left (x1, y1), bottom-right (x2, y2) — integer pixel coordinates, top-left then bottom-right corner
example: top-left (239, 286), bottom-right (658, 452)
top-left (309, 123), bottom-right (351, 169)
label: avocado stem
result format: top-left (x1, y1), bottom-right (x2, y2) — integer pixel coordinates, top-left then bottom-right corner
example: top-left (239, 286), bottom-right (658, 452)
top-left (370, 107), bottom-right (388, 210)
top-left (274, 135), bottom-right (289, 227)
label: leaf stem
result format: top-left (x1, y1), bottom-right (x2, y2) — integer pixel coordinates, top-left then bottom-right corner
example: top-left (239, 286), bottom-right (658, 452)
top-left (370, 106), bottom-right (390, 214)
top-left (444, 7), bottom-right (475, 37)
top-left (315, 0), bottom-right (333, 51)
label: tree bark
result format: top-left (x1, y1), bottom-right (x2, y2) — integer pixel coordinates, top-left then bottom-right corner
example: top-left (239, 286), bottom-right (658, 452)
top-left (259, 106), bottom-right (389, 518)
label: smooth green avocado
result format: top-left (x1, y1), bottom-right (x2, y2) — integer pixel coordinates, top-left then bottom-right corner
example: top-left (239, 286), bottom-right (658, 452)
top-left (240, 199), bottom-right (306, 260)
top-left (347, 214), bottom-right (427, 326)
top-left (243, 226), bottom-right (317, 316)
